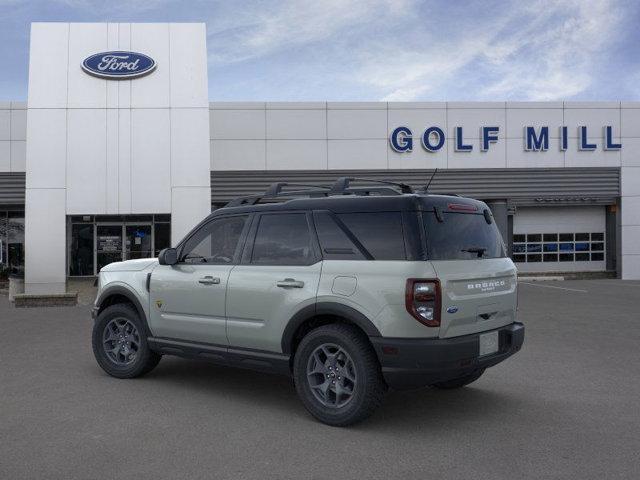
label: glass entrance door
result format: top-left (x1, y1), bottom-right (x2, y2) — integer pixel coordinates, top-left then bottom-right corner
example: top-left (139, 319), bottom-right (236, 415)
top-left (96, 225), bottom-right (123, 272)
top-left (125, 225), bottom-right (152, 260)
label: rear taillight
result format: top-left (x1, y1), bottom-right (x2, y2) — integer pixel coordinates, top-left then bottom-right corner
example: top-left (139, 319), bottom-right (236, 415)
top-left (405, 279), bottom-right (441, 327)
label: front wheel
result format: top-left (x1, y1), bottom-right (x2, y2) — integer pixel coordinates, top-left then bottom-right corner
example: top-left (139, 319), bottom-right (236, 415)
top-left (92, 303), bottom-right (161, 379)
top-left (293, 324), bottom-right (386, 427)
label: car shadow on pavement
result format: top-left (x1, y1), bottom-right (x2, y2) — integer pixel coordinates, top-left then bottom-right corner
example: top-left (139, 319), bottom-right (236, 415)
top-left (125, 356), bottom-right (529, 430)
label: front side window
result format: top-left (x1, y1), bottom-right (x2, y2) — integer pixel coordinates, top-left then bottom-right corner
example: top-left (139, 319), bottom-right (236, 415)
top-left (251, 213), bottom-right (314, 265)
top-left (423, 212), bottom-right (505, 260)
top-left (181, 215), bottom-right (248, 264)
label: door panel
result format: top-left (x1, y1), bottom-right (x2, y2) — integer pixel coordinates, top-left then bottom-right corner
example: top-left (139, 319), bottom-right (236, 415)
top-left (226, 212), bottom-right (322, 352)
top-left (226, 263), bottom-right (321, 352)
top-left (149, 264), bottom-right (232, 345)
top-left (148, 214), bottom-right (251, 345)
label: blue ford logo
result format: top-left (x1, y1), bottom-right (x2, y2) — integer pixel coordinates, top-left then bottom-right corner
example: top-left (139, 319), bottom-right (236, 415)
top-left (82, 51), bottom-right (156, 80)
top-left (446, 306), bottom-right (459, 314)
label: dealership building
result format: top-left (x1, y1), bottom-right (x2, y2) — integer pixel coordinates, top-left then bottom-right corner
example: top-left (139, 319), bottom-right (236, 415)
top-left (1, 22), bottom-right (639, 295)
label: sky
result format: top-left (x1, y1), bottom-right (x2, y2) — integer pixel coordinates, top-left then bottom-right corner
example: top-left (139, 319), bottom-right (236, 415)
top-left (0, 0), bottom-right (639, 102)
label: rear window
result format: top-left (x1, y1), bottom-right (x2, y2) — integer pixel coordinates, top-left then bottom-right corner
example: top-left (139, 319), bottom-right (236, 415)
top-left (423, 212), bottom-right (505, 260)
top-left (337, 212), bottom-right (406, 260)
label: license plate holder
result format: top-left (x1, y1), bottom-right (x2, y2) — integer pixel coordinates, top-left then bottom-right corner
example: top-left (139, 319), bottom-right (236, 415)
top-left (479, 331), bottom-right (499, 357)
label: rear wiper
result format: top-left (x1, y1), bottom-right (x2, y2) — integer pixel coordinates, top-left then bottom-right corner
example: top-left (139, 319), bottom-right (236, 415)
top-left (461, 247), bottom-right (487, 258)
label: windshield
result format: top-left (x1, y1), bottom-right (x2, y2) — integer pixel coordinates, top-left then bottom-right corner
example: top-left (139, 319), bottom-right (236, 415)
top-left (423, 212), bottom-right (506, 260)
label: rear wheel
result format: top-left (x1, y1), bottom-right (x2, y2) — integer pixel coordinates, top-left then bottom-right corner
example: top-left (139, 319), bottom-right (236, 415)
top-left (92, 303), bottom-right (161, 379)
top-left (432, 369), bottom-right (485, 389)
top-left (293, 324), bottom-right (386, 426)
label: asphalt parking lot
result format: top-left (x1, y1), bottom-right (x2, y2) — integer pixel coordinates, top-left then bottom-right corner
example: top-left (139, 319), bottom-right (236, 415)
top-left (1, 279), bottom-right (639, 479)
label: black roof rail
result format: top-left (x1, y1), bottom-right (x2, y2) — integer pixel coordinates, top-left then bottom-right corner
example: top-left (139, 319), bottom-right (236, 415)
top-left (225, 182), bottom-right (330, 207)
top-left (330, 177), bottom-right (414, 194)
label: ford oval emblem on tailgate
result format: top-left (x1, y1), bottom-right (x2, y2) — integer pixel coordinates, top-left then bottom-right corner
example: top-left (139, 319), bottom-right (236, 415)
top-left (446, 306), bottom-right (459, 314)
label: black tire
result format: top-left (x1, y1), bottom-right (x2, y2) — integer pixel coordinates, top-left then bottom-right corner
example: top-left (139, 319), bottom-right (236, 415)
top-left (293, 324), bottom-right (386, 427)
top-left (432, 369), bottom-right (485, 389)
top-left (92, 303), bottom-right (161, 379)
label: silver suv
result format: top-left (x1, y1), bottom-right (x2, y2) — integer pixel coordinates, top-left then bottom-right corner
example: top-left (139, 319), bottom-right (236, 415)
top-left (91, 178), bottom-right (524, 426)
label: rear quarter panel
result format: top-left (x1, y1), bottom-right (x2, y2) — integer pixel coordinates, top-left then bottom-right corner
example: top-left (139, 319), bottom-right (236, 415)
top-left (318, 260), bottom-right (441, 338)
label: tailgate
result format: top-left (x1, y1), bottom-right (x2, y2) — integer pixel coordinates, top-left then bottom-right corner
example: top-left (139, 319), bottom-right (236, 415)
top-left (431, 258), bottom-right (517, 338)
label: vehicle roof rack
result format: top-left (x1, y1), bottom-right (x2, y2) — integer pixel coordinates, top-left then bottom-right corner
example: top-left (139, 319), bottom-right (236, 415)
top-left (225, 182), bottom-right (330, 207)
top-left (330, 177), bottom-right (414, 195)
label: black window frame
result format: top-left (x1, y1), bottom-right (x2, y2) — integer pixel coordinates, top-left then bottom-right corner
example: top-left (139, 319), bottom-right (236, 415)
top-left (241, 211), bottom-right (322, 267)
top-left (176, 213), bottom-right (252, 265)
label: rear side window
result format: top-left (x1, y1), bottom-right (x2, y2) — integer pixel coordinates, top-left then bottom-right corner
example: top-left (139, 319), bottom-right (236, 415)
top-left (423, 212), bottom-right (505, 260)
top-left (251, 213), bottom-right (314, 265)
top-left (313, 212), bottom-right (365, 260)
top-left (337, 212), bottom-right (406, 260)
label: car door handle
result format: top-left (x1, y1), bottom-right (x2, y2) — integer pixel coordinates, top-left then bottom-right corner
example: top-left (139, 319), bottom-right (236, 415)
top-left (276, 278), bottom-right (305, 288)
top-left (198, 276), bottom-right (221, 285)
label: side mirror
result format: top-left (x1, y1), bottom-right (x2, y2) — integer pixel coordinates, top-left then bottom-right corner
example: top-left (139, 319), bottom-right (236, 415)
top-left (158, 248), bottom-right (178, 266)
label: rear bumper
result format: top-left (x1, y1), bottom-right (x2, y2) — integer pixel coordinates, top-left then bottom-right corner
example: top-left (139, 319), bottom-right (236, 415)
top-left (370, 322), bottom-right (524, 390)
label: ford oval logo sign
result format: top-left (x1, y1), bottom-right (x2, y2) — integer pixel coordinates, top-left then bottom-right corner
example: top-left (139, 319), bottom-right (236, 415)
top-left (82, 51), bottom-right (156, 80)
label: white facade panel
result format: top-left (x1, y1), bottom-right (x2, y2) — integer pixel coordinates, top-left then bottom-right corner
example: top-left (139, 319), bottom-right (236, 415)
top-left (621, 196), bottom-right (640, 226)
top-left (24, 188), bottom-right (66, 294)
top-left (25, 109), bottom-right (67, 189)
top-left (266, 109), bottom-right (326, 139)
top-left (621, 107), bottom-right (640, 138)
top-left (27, 23), bottom-right (68, 108)
top-left (171, 186), bottom-right (210, 245)
top-left (563, 107), bottom-right (621, 138)
top-left (621, 138), bottom-right (640, 166)
top-left (388, 141), bottom-right (447, 169)
top-left (10, 109), bottom-right (27, 141)
top-left (170, 108), bottom-right (211, 187)
top-left (564, 143), bottom-right (621, 167)
top-left (328, 139), bottom-right (387, 169)
top-left (67, 23), bottom-right (108, 109)
top-left (387, 108), bottom-right (447, 139)
top-left (210, 109), bottom-right (265, 140)
top-left (130, 23), bottom-right (171, 108)
top-left (506, 138), bottom-right (564, 168)
top-left (169, 23), bottom-right (209, 108)
top-left (117, 108), bottom-right (132, 212)
top-left (105, 108), bottom-right (119, 213)
top-left (621, 226), bottom-right (640, 255)
top-left (327, 109), bottom-right (387, 139)
top-left (130, 108), bottom-right (171, 212)
top-left (505, 108), bottom-right (563, 138)
top-left (66, 109), bottom-right (107, 214)
top-left (0, 141), bottom-right (9, 171)
top-left (0, 109), bottom-right (10, 140)
top-left (447, 107), bottom-right (506, 139)
top-left (266, 140), bottom-right (327, 170)
top-left (117, 23), bottom-right (132, 109)
top-left (448, 142), bottom-right (506, 168)
top-left (11, 141), bottom-right (26, 172)
top-left (211, 140), bottom-right (266, 170)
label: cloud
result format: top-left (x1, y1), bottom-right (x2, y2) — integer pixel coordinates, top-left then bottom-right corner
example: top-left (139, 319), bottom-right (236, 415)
top-left (207, 0), bottom-right (411, 65)
top-left (360, 0), bottom-right (626, 101)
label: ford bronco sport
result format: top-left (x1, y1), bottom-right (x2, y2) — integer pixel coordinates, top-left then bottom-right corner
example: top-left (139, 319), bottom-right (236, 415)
top-left (91, 178), bottom-right (524, 426)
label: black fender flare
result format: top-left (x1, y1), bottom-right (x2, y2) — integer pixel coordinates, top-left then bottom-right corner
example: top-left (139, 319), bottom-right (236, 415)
top-left (281, 302), bottom-right (382, 354)
top-left (95, 285), bottom-right (152, 337)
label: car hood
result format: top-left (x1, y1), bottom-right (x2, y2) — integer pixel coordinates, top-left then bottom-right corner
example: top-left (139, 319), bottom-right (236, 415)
top-left (100, 258), bottom-right (158, 272)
